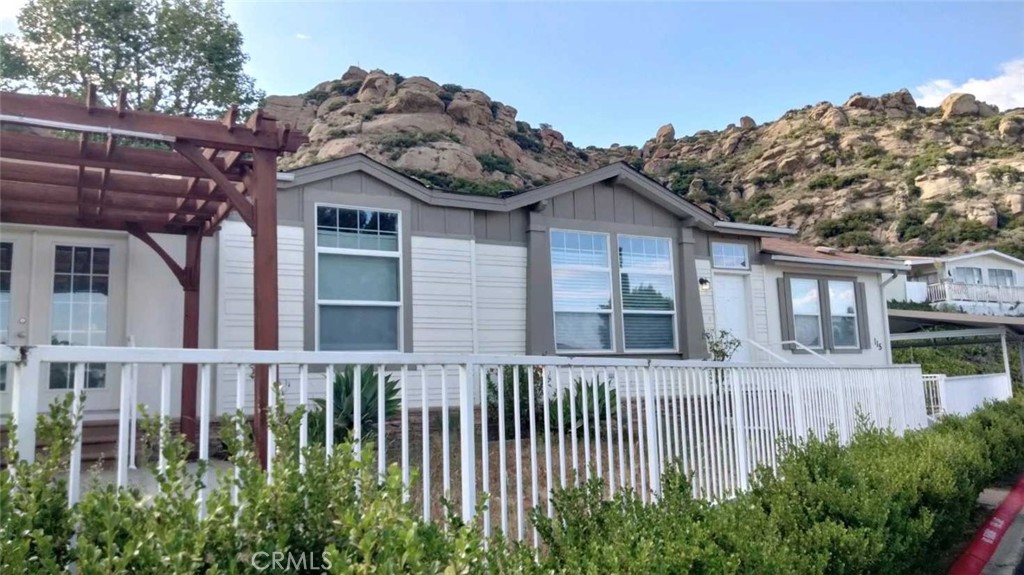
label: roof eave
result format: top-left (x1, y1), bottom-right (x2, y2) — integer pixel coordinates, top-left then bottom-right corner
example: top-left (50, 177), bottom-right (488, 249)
top-left (770, 254), bottom-right (910, 272)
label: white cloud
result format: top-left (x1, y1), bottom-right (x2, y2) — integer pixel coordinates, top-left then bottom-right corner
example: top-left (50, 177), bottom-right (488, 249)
top-left (914, 59), bottom-right (1024, 111)
top-left (0, 0), bottom-right (27, 31)
top-left (295, 33), bottom-right (311, 41)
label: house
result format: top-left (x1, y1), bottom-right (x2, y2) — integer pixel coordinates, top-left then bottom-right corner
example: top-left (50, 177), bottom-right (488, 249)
top-left (0, 155), bottom-right (907, 418)
top-left (885, 250), bottom-right (1024, 316)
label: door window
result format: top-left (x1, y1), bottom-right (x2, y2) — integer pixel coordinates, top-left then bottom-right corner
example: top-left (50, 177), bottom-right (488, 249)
top-left (49, 246), bottom-right (109, 389)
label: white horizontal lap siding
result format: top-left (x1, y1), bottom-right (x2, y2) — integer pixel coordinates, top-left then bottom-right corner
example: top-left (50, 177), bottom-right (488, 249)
top-left (410, 236), bottom-right (474, 406)
top-left (215, 222), bottom-right (306, 413)
top-left (475, 243), bottom-right (527, 355)
top-left (696, 259), bottom-right (715, 331)
top-left (750, 264), bottom-right (771, 361)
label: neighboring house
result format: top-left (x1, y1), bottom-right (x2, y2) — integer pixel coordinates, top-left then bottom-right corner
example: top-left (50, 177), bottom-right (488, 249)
top-left (885, 250), bottom-right (1024, 316)
top-left (0, 155), bottom-right (904, 418)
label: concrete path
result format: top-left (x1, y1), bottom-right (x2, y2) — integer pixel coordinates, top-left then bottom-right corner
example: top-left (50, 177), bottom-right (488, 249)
top-left (980, 486), bottom-right (1024, 575)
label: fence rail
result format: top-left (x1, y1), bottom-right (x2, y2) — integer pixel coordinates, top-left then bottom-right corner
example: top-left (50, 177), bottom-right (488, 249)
top-left (927, 281), bottom-right (1024, 306)
top-left (1, 345), bottom-right (928, 545)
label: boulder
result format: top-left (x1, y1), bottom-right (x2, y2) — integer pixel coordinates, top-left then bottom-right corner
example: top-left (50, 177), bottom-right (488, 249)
top-left (940, 93), bottom-right (980, 118)
top-left (655, 123), bottom-right (675, 145)
top-left (915, 173), bottom-right (962, 200)
top-left (356, 73), bottom-right (397, 103)
top-left (446, 98), bottom-right (490, 126)
top-left (879, 89), bottom-right (918, 115)
top-left (494, 103), bottom-right (518, 129)
top-left (946, 145), bottom-right (972, 162)
top-left (964, 200), bottom-right (999, 228)
top-left (393, 144), bottom-right (484, 180)
top-left (1008, 193), bottom-right (1024, 215)
top-left (399, 76), bottom-right (441, 94)
top-left (777, 155), bottom-right (804, 175)
top-left (977, 101), bottom-right (999, 117)
top-left (998, 116), bottom-right (1023, 140)
top-left (539, 127), bottom-right (566, 151)
top-left (739, 116), bottom-right (756, 129)
top-left (819, 107), bottom-right (849, 130)
top-left (386, 89), bottom-right (444, 114)
top-left (924, 212), bottom-right (940, 226)
top-left (262, 95), bottom-right (318, 133)
top-left (341, 66), bottom-right (368, 82)
top-left (844, 93), bottom-right (878, 110)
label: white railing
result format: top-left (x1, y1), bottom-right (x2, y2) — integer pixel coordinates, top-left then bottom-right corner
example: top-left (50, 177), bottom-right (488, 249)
top-left (921, 374), bottom-right (946, 418)
top-left (927, 281), bottom-right (1024, 306)
top-left (1, 345), bottom-right (928, 545)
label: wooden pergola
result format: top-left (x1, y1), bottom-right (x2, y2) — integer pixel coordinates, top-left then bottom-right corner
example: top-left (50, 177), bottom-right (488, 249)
top-left (0, 87), bottom-right (305, 463)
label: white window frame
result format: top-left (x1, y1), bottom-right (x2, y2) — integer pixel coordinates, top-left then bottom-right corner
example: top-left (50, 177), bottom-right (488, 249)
top-left (711, 242), bottom-right (749, 270)
top-left (49, 244), bottom-right (111, 390)
top-left (952, 266), bottom-right (983, 285)
top-left (988, 268), bottom-right (1015, 287)
top-left (827, 279), bottom-right (859, 350)
top-left (550, 228), bottom-right (614, 354)
top-left (0, 242), bottom-right (10, 392)
top-left (314, 203), bottom-right (403, 352)
top-left (618, 234), bottom-right (678, 353)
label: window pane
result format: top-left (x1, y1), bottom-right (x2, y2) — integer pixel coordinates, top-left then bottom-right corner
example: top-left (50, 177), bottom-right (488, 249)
top-left (317, 206), bottom-right (399, 252)
top-left (828, 281), bottom-right (856, 316)
top-left (552, 269), bottom-right (611, 312)
top-left (831, 317), bottom-right (858, 347)
top-left (794, 315), bottom-right (822, 348)
top-left (989, 269), bottom-right (1014, 287)
top-left (623, 314), bottom-right (675, 350)
top-left (317, 205), bottom-right (338, 229)
top-left (319, 305), bottom-right (398, 351)
top-left (712, 243), bottom-right (748, 269)
top-left (952, 267), bottom-right (982, 284)
top-left (318, 253), bottom-right (398, 301)
top-left (550, 230), bottom-right (608, 267)
top-left (790, 278), bottom-right (820, 315)
top-left (619, 235), bottom-right (672, 271)
top-left (621, 273), bottom-right (674, 310)
top-left (50, 246), bottom-right (108, 388)
top-left (555, 312), bottom-right (611, 351)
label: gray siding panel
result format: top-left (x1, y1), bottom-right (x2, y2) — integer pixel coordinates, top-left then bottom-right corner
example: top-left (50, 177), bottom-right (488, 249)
top-left (552, 193), bottom-right (575, 219)
top-left (593, 181), bottom-right (615, 220)
top-left (573, 185), bottom-right (596, 221)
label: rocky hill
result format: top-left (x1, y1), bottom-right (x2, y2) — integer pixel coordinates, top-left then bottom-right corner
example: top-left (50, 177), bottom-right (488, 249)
top-left (266, 66), bottom-right (1024, 258)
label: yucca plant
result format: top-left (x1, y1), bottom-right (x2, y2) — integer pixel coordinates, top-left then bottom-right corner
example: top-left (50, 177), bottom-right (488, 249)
top-left (307, 365), bottom-right (400, 444)
top-left (551, 377), bottom-right (618, 435)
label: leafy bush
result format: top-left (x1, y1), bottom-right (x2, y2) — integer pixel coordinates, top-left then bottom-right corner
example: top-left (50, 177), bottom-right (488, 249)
top-left (307, 365), bottom-right (400, 444)
top-left (401, 169), bottom-right (512, 196)
top-left (485, 365), bottom-right (545, 437)
top-left (815, 208), bottom-right (885, 239)
top-left (377, 131), bottom-right (458, 155)
top-left (551, 377), bottom-right (618, 435)
top-left (791, 202), bottom-right (816, 217)
top-left (507, 131), bottom-right (544, 153)
top-left (362, 104), bottom-right (386, 120)
top-left (476, 152), bottom-right (516, 175)
top-left (441, 83), bottom-right (463, 94)
top-left (988, 165), bottom-right (1023, 184)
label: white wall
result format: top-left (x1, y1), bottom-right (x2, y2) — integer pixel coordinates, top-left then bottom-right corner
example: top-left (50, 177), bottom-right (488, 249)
top-left (215, 221), bottom-right (306, 413)
top-left (696, 260), bottom-right (773, 362)
top-left (943, 253), bottom-right (1024, 285)
top-left (474, 243), bottom-right (527, 354)
top-left (410, 236), bottom-right (474, 353)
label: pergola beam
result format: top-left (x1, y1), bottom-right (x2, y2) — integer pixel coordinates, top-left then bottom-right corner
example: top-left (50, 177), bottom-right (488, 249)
top-left (174, 141), bottom-right (254, 228)
top-left (0, 159), bottom-right (229, 200)
top-left (1, 91), bottom-right (304, 152)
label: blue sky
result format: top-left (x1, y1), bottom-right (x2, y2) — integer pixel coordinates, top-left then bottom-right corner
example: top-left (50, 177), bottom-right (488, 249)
top-left (4, 1), bottom-right (1023, 146)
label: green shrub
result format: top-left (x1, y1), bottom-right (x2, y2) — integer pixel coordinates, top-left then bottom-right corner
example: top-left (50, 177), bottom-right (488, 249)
top-left (791, 202), bottom-right (816, 217)
top-left (362, 104), bottom-right (386, 120)
top-left (834, 230), bottom-right (879, 248)
top-left (896, 126), bottom-right (916, 141)
top-left (401, 169), bottom-right (512, 196)
top-left (376, 131), bottom-right (457, 154)
top-left (988, 165), bottom-right (1023, 184)
top-left (507, 130), bottom-right (544, 153)
top-left (326, 127), bottom-right (350, 139)
top-left (815, 208), bottom-right (885, 239)
top-left (808, 174), bottom-right (837, 190)
top-left (441, 83), bottom-right (462, 94)
top-left (859, 144), bottom-right (886, 159)
top-left (306, 365), bottom-right (400, 444)
top-left (896, 211), bottom-right (927, 241)
top-left (324, 98), bottom-right (347, 113)
top-left (476, 152), bottom-right (516, 174)
top-left (332, 79), bottom-right (363, 97)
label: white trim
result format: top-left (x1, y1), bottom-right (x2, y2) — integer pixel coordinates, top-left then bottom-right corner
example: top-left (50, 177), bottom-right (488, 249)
top-left (826, 279), bottom-right (860, 350)
top-left (711, 241), bottom-right (750, 270)
top-left (314, 203), bottom-right (403, 352)
top-left (713, 220), bottom-right (798, 236)
top-left (771, 254), bottom-right (910, 272)
top-left (0, 114), bottom-right (176, 142)
top-left (939, 249), bottom-right (1024, 267)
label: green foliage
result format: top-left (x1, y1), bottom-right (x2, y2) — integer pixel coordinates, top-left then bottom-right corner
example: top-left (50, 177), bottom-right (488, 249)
top-left (376, 131), bottom-right (459, 157)
top-left (791, 202), bottom-right (816, 217)
top-left (324, 98), bottom-right (346, 113)
top-left (0, 33), bottom-right (32, 91)
top-left (834, 230), bottom-right (879, 249)
top-left (752, 170), bottom-right (782, 187)
top-left (507, 130), bottom-right (544, 153)
top-left (988, 165), bottom-right (1023, 184)
top-left (401, 169), bottom-right (511, 197)
top-left (905, 143), bottom-right (947, 180)
top-left (306, 365), bottom-right (400, 444)
top-left (15, 0), bottom-right (262, 116)
top-left (815, 208), bottom-right (885, 239)
top-left (441, 83), bottom-right (463, 94)
top-left (896, 126), bottom-right (916, 141)
top-left (703, 329), bottom-right (741, 361)
top-left (485, 365), bottom-right (545, 436)
top-left (325, 127), bottom-right (350, 139)
top-left (859, 144), bottom-right (886, 159)
top-left (476, 152), bottom-right (516, 174)
top-left (726, 193), bottom-right (774, 222)
top-left (896, 211), bottom-right (927, 241)
top-left (362, 104), bottom-right (386, 120)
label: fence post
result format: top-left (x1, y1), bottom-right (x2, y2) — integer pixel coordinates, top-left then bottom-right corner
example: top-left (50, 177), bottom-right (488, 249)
top-left (11, 348), bottom-right (41, 463)
top-left (730, 368), bottom-right (750, 492)
top-left (642, 365), bottom-right (661, 499)
top-left (790, 368), bottom-right (807, 442)
top-left (835, 371), bottom-right (851, 444)
top-left (937, 374), bottom-right (948, 416)
top-left (459, 362), bottom-right (477, 520)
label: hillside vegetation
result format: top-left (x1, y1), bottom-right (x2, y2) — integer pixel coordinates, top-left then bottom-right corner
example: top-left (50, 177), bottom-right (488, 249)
top-left (267, 66), bottom-right (1024, 258)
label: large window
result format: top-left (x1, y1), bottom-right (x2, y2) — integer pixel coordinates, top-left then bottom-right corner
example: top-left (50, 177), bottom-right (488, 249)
top-left (989, 268), bottom-right (1015, 287)
top-left (783, 276), bottom-right (866, 352)
top-left (711, 242), bottom-right (749, 270)
top-left (619, 235), bottom-right (675, 351)
top-left (50, 246), bottom-right (109, 389)
top-left (952, 267), bottom-right (982, 285)
top-left (550, 230), bottom-right (613, 352)
top-left (316, 206), bottom-right (401, 351)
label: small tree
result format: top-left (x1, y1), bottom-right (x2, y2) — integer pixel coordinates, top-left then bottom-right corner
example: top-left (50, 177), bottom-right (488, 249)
top-left (703, 329), bottom-right (741, 361)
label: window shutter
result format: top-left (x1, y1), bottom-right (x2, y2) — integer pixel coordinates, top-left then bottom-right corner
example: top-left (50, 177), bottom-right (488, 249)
top-left (777, 277), bottom-right (795, 350)
top-left (855, 281), bottom-right (870, 349)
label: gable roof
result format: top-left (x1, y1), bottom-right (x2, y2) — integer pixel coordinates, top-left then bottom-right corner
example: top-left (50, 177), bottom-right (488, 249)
top-left (278, 153), bottom-right (795, 236)
top-left (761, 238), bottom-right (909, 271)
top-left (937, 249), bottom-right (1024, 267)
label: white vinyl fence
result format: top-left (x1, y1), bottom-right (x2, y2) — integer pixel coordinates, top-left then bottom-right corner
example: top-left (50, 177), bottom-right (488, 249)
top-left (1, 345), bottom-right (928, 545)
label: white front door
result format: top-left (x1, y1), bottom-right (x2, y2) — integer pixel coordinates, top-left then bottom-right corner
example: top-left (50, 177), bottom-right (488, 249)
top-left (0, 227), bottom-right (127, 417)
top-left (712, 274), bottom-right (751, 362)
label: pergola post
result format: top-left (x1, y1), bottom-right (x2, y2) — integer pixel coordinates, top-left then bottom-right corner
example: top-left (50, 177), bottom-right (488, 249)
top-left (179, 229), bottom-right (203, 445)
top-left (249, 148), bottom-right (279, 467)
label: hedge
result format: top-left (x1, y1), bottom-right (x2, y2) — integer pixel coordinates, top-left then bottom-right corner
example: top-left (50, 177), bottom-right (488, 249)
top-left (2, 393), bottom-right (1022, 574)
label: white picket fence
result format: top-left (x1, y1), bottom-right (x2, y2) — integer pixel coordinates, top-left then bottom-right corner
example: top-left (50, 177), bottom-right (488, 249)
top-left (1, 345), bottom-right (928, 545)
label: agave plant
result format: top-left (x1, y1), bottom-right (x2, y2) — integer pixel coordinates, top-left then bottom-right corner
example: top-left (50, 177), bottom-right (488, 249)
top-left (307, 365), bottom-right (400, 444)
